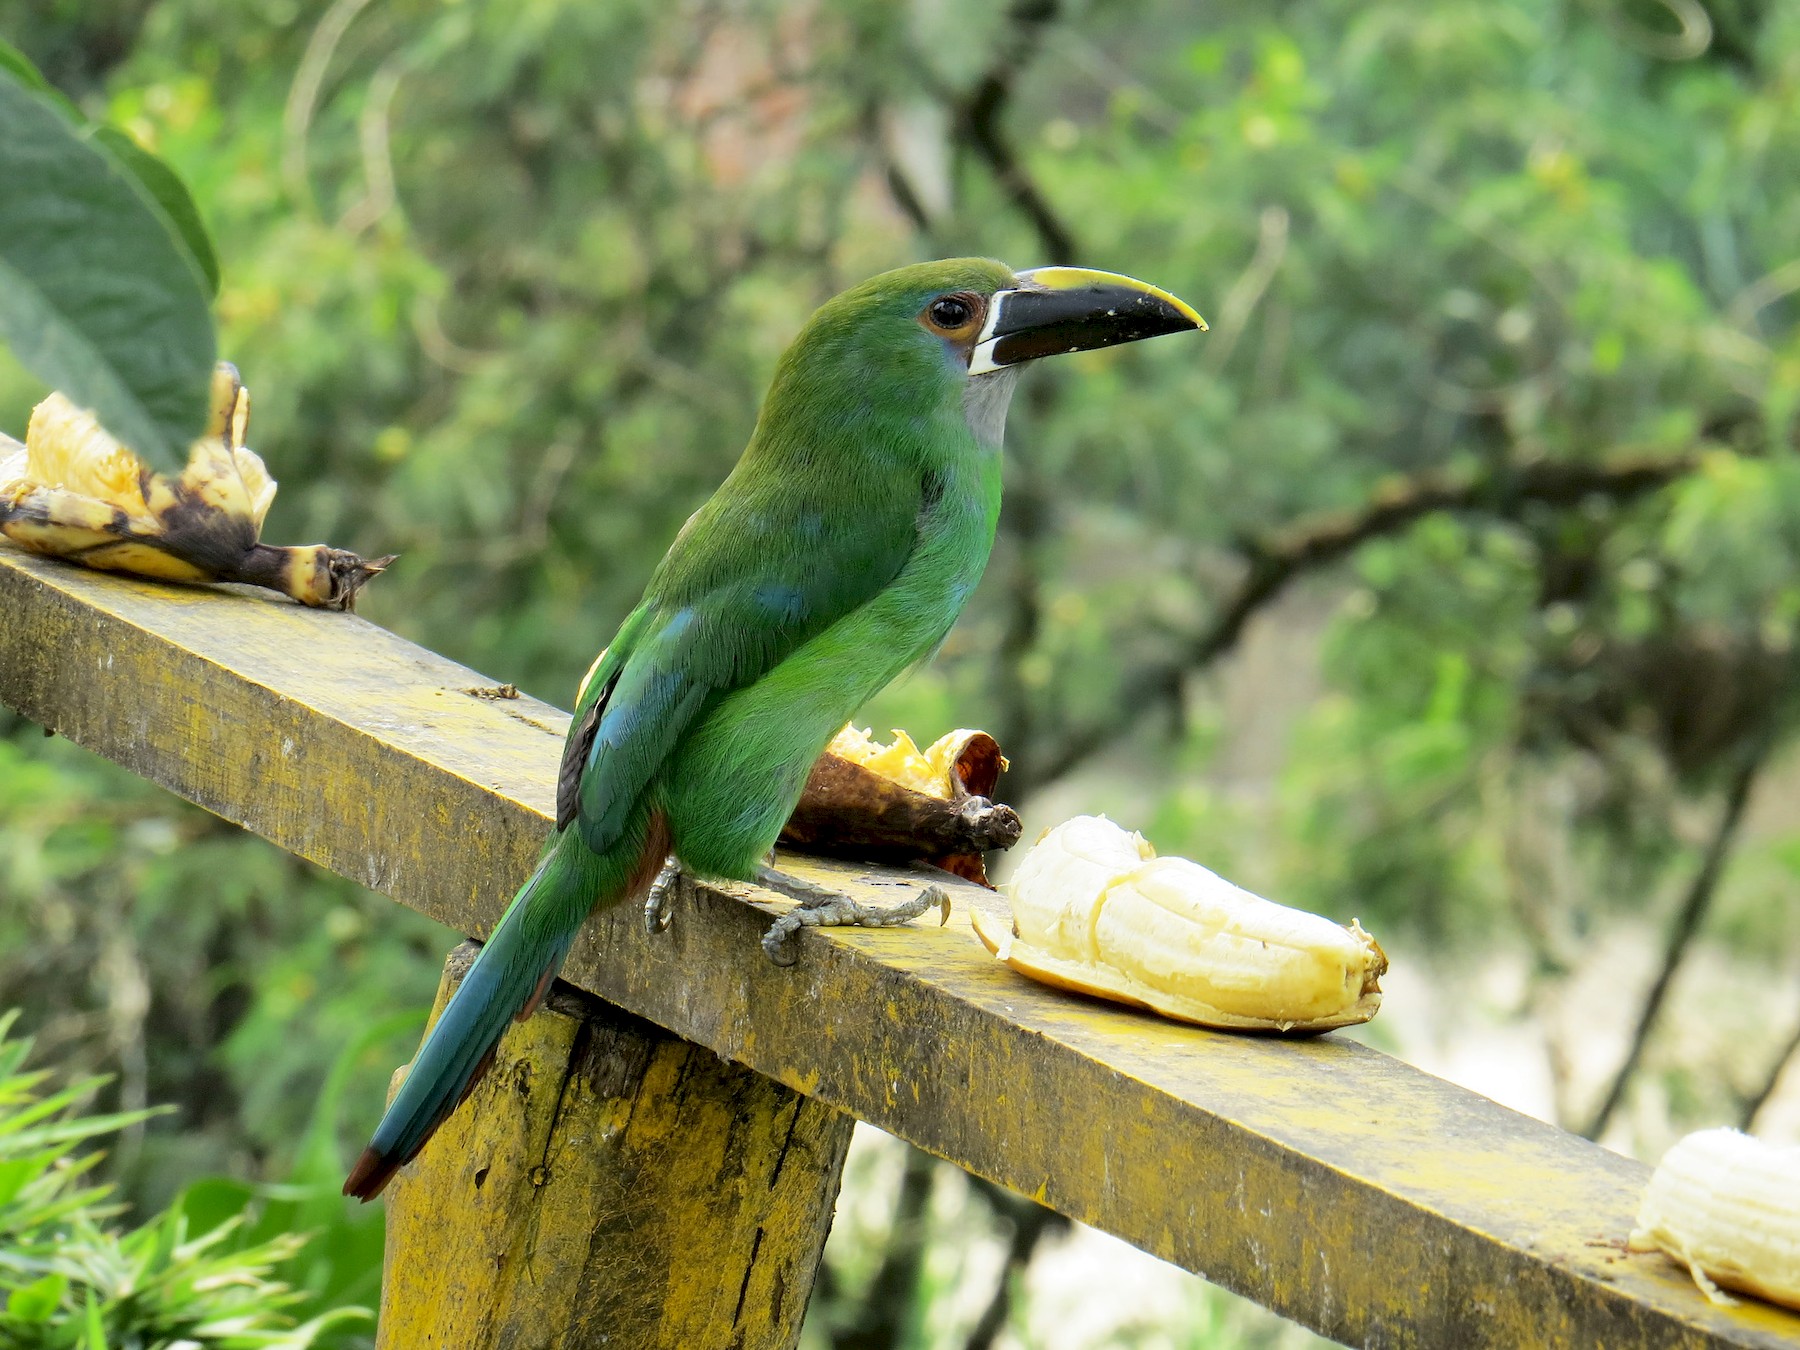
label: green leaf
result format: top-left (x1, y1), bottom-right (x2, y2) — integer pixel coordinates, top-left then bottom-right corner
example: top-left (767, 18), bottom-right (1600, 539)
top-left (82, 1290), bottom-right (104, 1349)
top-left (3, 1104), bottom-right (169, 1151)
top-left (0, 37), bottom-right (81, 124)
top-left (0, 1155), bottom-right (48, 1211)
top-left (0, 67), bottom-right (216, 473)
top-left (176, 1177), bottom-right (257, 1238)
top-left (269, 1306), bottom-right (376, 1347)
top-left (0, 38), bottom-right (216, 296)
top-left (0, 37), bottom-right (45, 91)
top-left (91, 126), bottom-right (223, 299)
top-left (6, 1271), bottom-right (67, 1321)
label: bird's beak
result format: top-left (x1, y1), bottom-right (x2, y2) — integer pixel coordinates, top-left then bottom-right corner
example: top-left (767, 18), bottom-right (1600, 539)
top-left (967, 267), bottom-right (1206, 375)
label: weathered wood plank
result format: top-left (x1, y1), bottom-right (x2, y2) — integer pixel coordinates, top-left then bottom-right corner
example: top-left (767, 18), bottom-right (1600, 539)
top-left (378, 944), bottom-right (851, 1350)
top-left (4, 547), bottom-right (1798, 1350)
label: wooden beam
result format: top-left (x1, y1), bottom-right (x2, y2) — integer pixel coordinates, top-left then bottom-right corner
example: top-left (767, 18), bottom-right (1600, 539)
top-left (4, 547), bottom-right (1798, 1350)
top-left (377, 944), bottom-right (851, 1349)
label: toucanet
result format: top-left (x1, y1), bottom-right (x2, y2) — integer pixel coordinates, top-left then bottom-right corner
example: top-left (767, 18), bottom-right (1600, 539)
top-left (344, 258), bottom-right (1203, 1200)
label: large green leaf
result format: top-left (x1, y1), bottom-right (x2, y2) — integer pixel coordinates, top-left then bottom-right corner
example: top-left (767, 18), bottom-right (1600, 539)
top-left (90, 127), bottom-right (222, 299)
top-left (0, 68), bottom-right (216, 473)
top-left (0, 38), bottom-right (78, 124)
top-left (0, 37), bottom-right (46, 92)
top-left (0, 39), bottom-right (219, 297)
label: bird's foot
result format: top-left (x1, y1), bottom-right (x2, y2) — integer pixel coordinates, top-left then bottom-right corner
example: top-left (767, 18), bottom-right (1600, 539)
top-left (756, 865), bottom-right (951, 966)
top-left (643, 855), bottom-right (682, 935)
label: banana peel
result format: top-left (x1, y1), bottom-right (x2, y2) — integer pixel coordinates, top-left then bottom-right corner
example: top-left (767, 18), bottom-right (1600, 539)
top-left (0, 364), bottom-right (393, 609)
top-left (780, 725), bottom-right (1022, 885)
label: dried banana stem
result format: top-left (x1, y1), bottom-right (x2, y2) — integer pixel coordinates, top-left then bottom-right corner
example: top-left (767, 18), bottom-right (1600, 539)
top-left (1628, 1128), bottom-right (1800, 1312)
top-left (780, 726), bottom-right (1021, 886)
top-left (970, 815), bottom-right (1386, 1033)
top-left (781, 755), bottom-right (1021, 859)
top-left (0, 364), bottom-right (393, 610)
top-left (227, 542), bottom-right (395, 609)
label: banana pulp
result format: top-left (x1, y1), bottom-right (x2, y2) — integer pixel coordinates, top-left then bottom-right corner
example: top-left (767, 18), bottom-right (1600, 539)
top-left (827, 724), bottom-right (1007, 800)
top-left (970, 815), bottom-right (1387, 1033)
top-left (1629, 1127), bottom-right (1800, 1312)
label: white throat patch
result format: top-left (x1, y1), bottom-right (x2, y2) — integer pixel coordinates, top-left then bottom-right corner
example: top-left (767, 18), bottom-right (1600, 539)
top-left (961, 367), bottom-right (1021, 447)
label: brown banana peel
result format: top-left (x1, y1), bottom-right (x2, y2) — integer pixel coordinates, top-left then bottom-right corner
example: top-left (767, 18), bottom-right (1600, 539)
top-left (780, 726), bottom-right (1022, 885)
top-left (0, 364), bottom-right (393, 609)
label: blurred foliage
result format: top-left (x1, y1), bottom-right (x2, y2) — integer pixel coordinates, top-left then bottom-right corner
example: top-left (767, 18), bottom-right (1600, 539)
top-left (0, 1009), bottom-right (368, 1347)
top-left (0, 709), bottom-right (442, 1215)
top-left (1, 0), bottom-right (1798, 1344)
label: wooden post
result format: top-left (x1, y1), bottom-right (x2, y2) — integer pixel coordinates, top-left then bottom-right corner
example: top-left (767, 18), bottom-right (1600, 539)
top-left (376, 943), bottom-right (853, 1349)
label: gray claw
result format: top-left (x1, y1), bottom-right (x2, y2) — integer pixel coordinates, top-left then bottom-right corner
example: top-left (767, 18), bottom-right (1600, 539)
top-left (756, 867), bottom-right (952, 964)
top-left (643, 855), bottom-right (681, 935)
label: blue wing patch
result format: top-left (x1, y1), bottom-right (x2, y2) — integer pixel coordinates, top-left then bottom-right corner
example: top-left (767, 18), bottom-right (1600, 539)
top-left (561, 460), bottom-right (934, 857)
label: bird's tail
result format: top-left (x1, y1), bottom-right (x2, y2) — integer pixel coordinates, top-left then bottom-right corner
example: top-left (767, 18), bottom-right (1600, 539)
top-left (343, 832), bottom-right (611, 1201)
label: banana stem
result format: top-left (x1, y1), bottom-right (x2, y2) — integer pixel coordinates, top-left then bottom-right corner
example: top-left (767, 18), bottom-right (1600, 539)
top-left (232, 543), bottom-right (395, 610)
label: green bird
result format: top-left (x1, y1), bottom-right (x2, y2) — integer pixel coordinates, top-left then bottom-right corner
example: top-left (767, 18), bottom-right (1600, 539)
top-left (344, 258), bottom-right (1203, 1200)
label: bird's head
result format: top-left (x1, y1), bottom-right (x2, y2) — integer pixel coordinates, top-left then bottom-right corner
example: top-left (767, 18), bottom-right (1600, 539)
top-left (764, 258), bottom-right (1205, 451)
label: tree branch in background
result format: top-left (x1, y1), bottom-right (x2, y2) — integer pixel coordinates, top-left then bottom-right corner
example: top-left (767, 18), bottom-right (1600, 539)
top-left (1020, 451), bottom-right (1702, 796)
top-left (962, 1177), bottom-right (1071, 1350)
top-left (923, 0), bottom-right (1083, 770)
top-left (954, 0), bottom-right (1078, 264)
top-left (827, 1141), bottom-right (1067, 1350)
top-left (861, 99), bottom-right (937, 240)
top-left (1742, 1013), bottom-right (1800, 1133)
top-left (1200, 206), bottom-right (1290, 377)
top-left (1583, 734), bottom-right (1770, 1140)
top-left (882, 69), bottom-right (1088, 1350)
top-left (282, 0), bottom-right (379, 216)
top-left (830, 1145), bottom-right (937, 1350)
top-left (884, 159), bottom-right (936, 238)
top-left (990, 420), bottom-right (1055, 766)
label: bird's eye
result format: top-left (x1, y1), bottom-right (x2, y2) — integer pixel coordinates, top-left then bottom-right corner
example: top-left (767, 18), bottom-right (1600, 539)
top-left (927, 295), bottom-right (975, 330)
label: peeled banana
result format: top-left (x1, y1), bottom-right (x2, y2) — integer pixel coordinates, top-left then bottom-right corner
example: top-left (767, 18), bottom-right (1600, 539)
top-left (1628, 1127), bottom-right (1800, 1312)
top-left (0, 364), bottom-right (392, 609)
top-left (970, 815), bottom-right (1387, 1033)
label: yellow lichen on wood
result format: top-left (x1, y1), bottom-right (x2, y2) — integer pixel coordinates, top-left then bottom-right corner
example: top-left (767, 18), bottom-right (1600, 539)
top-left (379, 944), bottom-right (852, 1350)
top-left (4, 549), bottom-right (1799, 1350)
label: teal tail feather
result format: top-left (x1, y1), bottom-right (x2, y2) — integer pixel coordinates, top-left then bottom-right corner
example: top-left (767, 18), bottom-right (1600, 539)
top-left (343, 831), bottom-right (624, 1201)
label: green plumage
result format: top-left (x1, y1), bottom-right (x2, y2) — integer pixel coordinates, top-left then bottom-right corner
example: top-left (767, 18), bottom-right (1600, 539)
top-left (346, 259), bottom-right (1015, 1197)
top-left (345, 256), bottom-right (1201, 1198)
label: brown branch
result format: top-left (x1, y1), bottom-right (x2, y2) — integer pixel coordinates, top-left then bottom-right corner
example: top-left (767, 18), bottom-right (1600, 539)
top-left (830, 1145), bottom-right (938, 1350)
top-left (1021, 451), bottom-right (1701, 795)
top-left (954, 0), bottom-right (1078, 264)
top-left (963, 1176), bottom-right (1071, 1350)
top-left (991, 446), bottom-right (1053, 767)
top-left (1583, 734), bottom-right (1769, 1140)
top-left (885, 160), bottom-right (936, 237)
top-left (1741, 1008), bottom-right (1800, 1132)
top-left (860, 99), bottom-right (937, 239)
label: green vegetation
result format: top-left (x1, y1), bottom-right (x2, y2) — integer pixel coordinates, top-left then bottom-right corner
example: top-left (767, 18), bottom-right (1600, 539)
top-left (1, 0), bottom-right (1796, 1344)
top-left (0, 1010), bottom-right (367, 1347)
